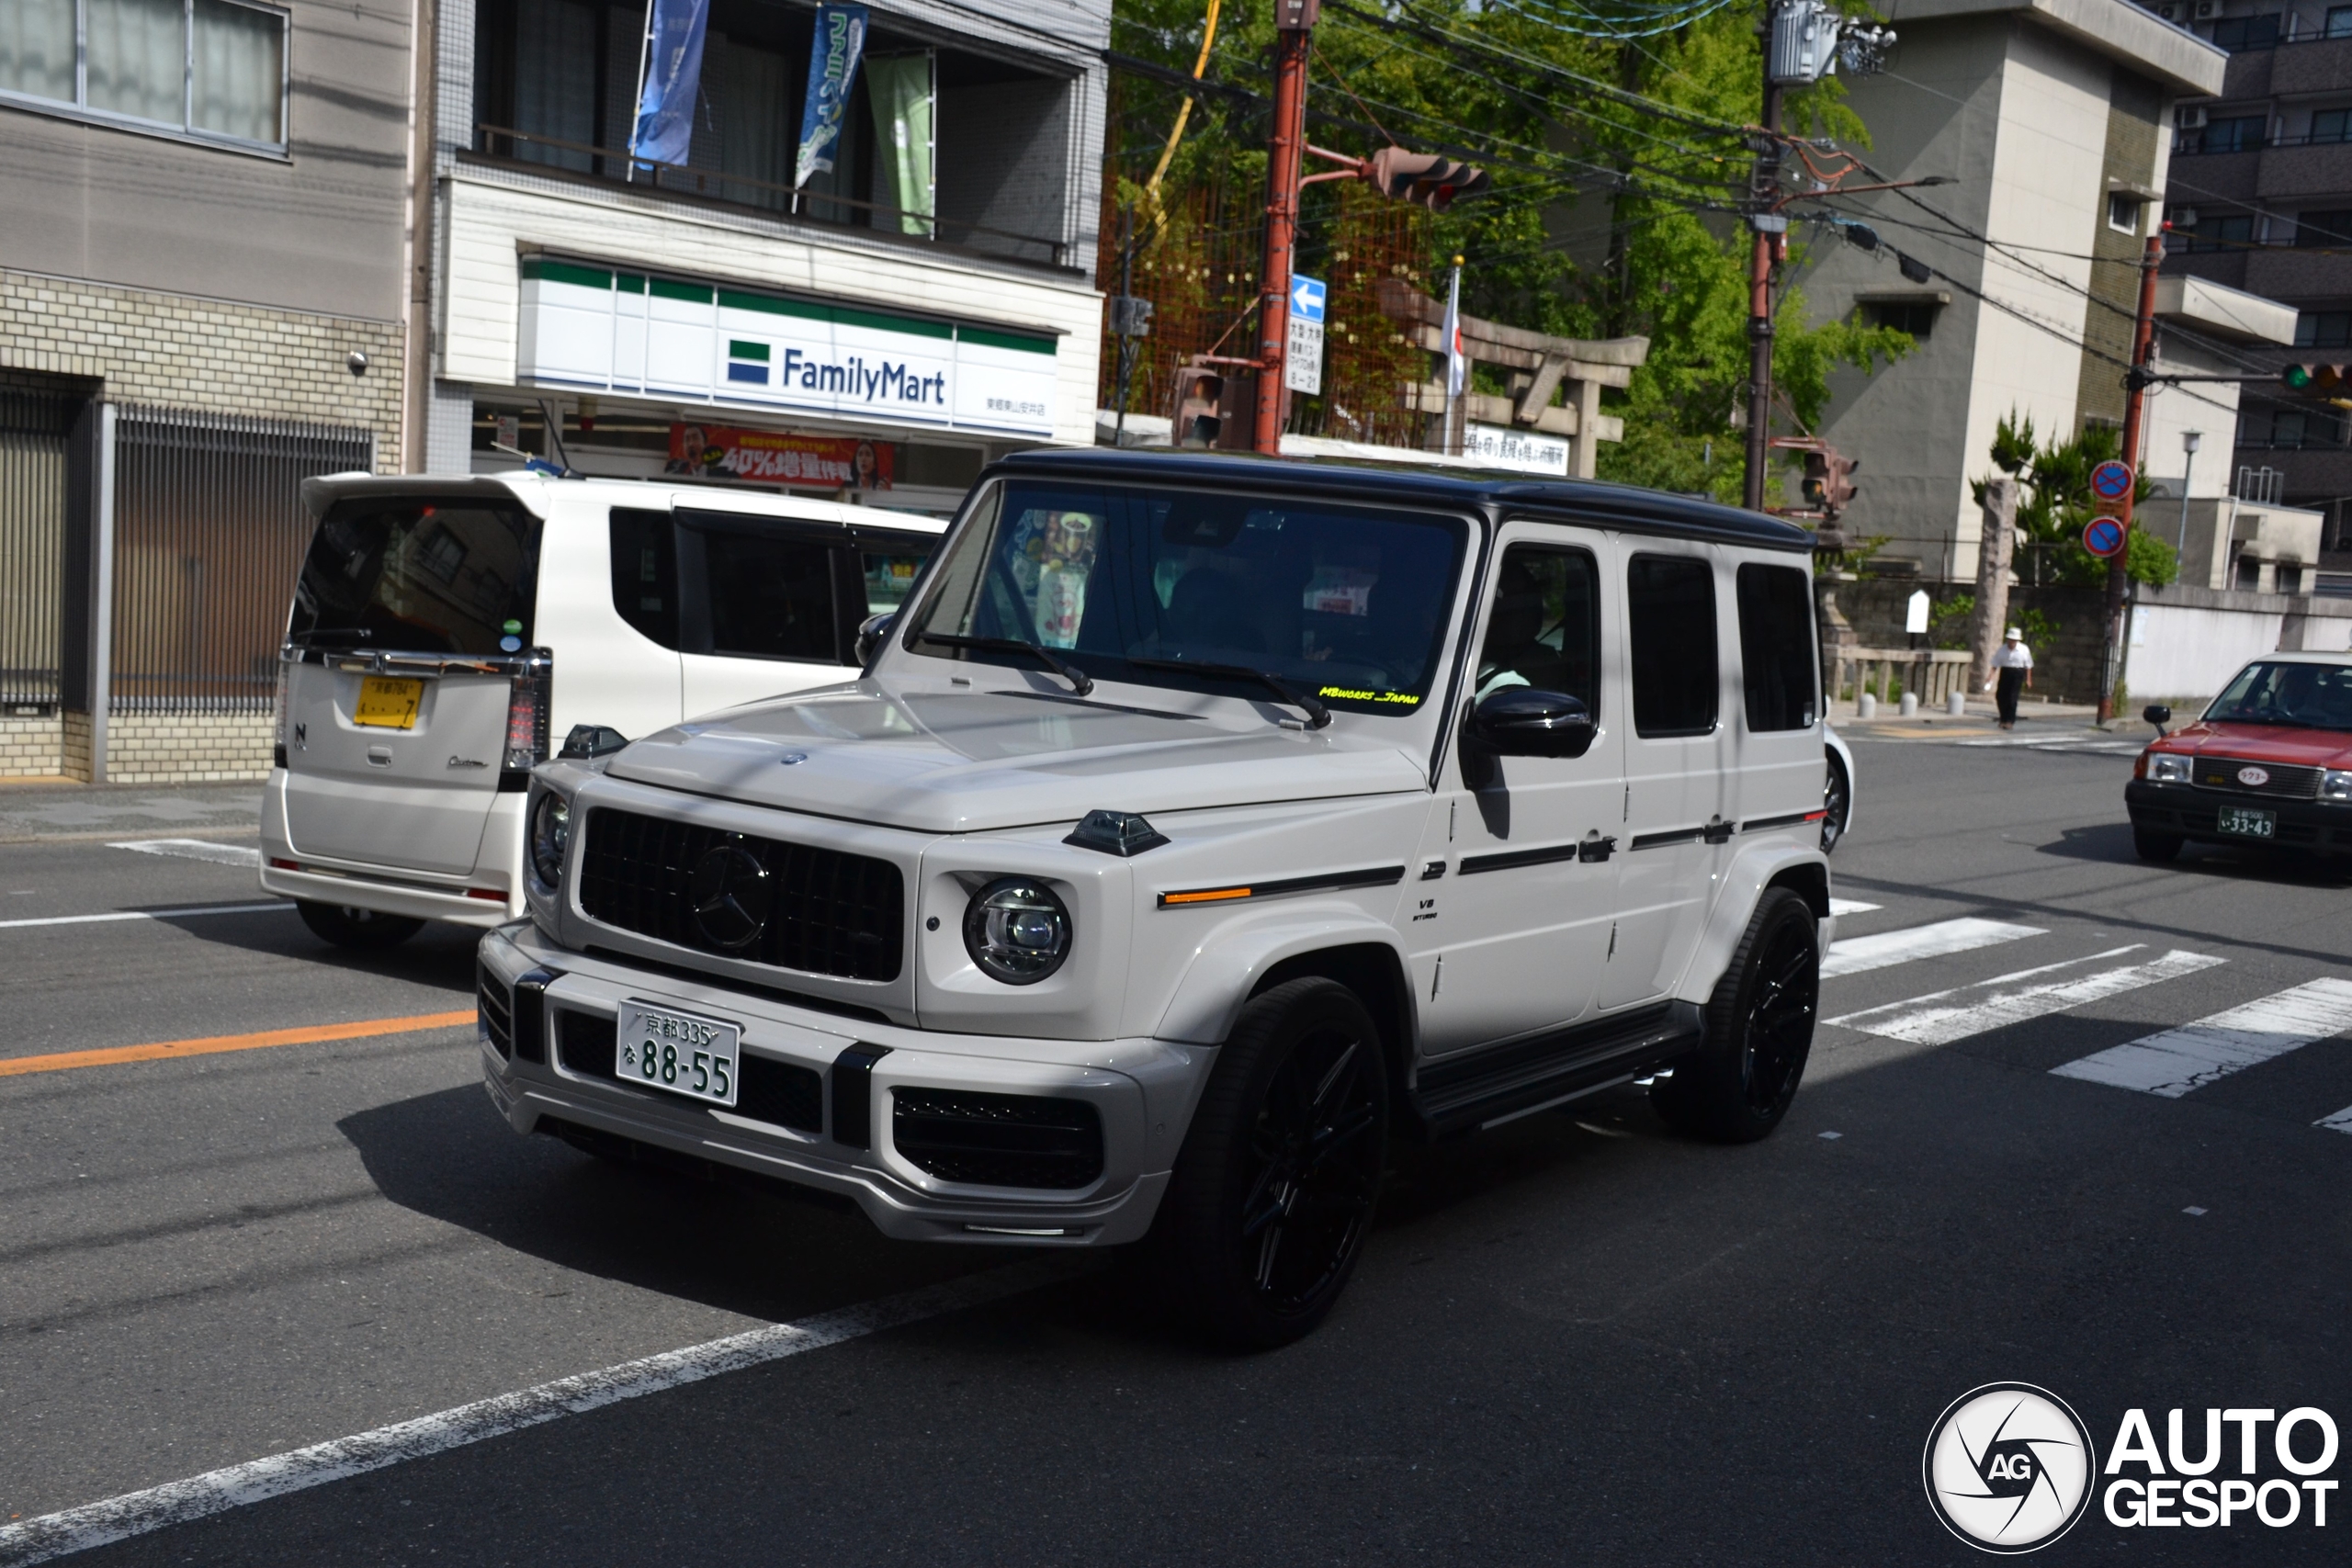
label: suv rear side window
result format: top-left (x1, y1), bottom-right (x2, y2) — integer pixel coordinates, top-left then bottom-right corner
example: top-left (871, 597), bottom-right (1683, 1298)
top-left (288, 497), bottom-right (539, 655)
top-left (1476, 544), bottom-right (1600, 711)
top-left (1736, 563), bottom-right (1817, 731)
top-left (1627, 553), bottom-right (1718, 738)
top-left (610, 508), bottom-right (680, 649)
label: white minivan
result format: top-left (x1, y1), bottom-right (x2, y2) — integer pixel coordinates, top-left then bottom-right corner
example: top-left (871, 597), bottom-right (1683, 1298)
top-left (261, 472), bottom-right (944, 947)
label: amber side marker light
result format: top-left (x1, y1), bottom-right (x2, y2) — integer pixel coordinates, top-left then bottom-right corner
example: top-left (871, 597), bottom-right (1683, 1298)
top-left (1159, 886), bottom-right (1253, 908)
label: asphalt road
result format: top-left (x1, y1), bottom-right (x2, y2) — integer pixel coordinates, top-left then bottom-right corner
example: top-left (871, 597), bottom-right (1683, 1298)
top-left (2, 739), bottom-right (2347, 1565)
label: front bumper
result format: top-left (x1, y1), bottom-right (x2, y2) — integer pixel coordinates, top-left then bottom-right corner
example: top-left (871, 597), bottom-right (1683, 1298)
top-left (2126, 779), bottom-right (2352, 854)
top-left (474, 923), bottom-right (1200, 1247)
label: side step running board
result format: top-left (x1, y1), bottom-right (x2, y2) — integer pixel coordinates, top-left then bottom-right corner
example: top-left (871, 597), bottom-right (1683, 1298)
top-left (1407, 999), bottom-right (1704, 1141)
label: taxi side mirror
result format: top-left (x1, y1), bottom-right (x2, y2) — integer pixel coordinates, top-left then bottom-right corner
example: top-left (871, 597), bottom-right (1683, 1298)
top-left (2143, 703), bottom-right (2171, 736)
top-left (1467, 688), bottom-right (1596, 759)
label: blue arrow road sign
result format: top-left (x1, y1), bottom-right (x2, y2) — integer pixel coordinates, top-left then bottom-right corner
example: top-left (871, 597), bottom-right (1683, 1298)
top-left (1290, 275), bottom-right (1326, 323)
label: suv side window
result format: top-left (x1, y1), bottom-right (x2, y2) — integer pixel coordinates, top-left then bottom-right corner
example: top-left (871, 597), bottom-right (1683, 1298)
top-left (609, 508), bottom-right (680, 649)
top-left (698, 528), bottom-right (839, 661)
top-left (1476, 543), bottom-right (1600, 711)
top-left (1735, 562), bottom-right (1817, 731)
top-left (1627, 553), bottom-right (1718, 737)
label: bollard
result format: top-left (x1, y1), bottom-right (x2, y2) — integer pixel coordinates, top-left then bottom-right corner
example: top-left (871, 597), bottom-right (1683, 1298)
top-left (1857, 693), bottom-right (1877, 720)
top-left (1900, 692), bottom-right (1919, 717)
top-left (1947, 690), bottom-right (1966, 716)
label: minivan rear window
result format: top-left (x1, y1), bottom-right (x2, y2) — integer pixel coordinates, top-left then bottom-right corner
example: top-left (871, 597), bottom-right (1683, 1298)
top-left (288, 497), bottom-right (539, 656)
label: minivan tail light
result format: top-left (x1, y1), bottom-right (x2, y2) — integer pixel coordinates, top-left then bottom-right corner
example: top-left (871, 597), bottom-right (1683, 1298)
top-left (272, 658), bottom-right (291, 769)
top-left (503, 659), bottom-right (550, 773)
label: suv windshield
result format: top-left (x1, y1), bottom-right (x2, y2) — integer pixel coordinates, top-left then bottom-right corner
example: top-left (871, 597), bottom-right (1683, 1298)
top-left (2206, 660), bottom-right (2352, 731)
top-left (288, 497), bottom-right (541, 656)
top-left (905, 479), bottom-right (1468, 716)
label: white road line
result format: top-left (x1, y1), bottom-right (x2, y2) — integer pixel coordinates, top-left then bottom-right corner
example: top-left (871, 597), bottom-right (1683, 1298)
top-left (2318, 1104), bottom-right (2352, 1134)
top-left (1826, 947), bottom-right (2227, 1045)
top-left (0, 1258), bottom-right (1076, 1567)
top-left (0, 902), bottom-right (288, 931)
top-left (2051, 978), bottom-right (2352, 1098)
top-left (1828, 898), bottom-right (1880, 917)
top-left (1820, 917), bottom-right (2045, 979)
top-left (107, 838), bottom-right (261, 868)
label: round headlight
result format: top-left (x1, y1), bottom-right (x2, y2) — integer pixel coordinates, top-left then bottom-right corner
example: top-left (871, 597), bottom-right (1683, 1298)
top-left (962, 877), bottom-right (1071, 985)
top-left (528, 791), bottom-right (571, 887)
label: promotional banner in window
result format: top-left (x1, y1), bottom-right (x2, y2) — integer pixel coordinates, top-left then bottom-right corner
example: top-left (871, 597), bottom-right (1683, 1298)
top-left (517, 257), bottom-right (1060, 436)
top-left (794, 2), bottom-right (868, 187)
top-left (666, 424), bottom-right (893, 489)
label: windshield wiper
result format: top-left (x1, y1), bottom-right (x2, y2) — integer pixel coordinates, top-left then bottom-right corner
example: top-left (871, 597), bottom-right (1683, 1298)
top-left (1126, 656), bottom-right (1331, 730)
top-left (913, 631), bottom-right (1092, 696)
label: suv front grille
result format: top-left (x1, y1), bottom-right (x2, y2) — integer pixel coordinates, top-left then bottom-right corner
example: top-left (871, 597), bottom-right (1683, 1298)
top-left (891, 1089), bottom-right (1104, 1190)
top-left (2194, 756), bottom-right (2322, 798)
top-left (578, 807), bottom-right (904, 982)
top-left (477, 964), bottom-right (514, 1059)
top-left (557, 1010), bottom-right (820, 1133)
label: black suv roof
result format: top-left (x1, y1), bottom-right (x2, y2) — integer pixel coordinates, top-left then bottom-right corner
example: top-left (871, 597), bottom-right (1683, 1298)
top-left (989, 446), bottom-right (1815, 554)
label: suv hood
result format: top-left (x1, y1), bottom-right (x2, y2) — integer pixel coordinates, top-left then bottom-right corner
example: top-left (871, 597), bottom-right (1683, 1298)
top-left (605, 683), bottom-right (1432, 834)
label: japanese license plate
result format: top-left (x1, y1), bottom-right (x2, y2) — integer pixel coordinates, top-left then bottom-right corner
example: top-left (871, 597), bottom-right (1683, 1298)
top-left (351, 675), bottom-right (424, 729)
top-left (614, 999), bottom-right (741, 1107)
top-left (2216, 805), bottom-right (2276, 840)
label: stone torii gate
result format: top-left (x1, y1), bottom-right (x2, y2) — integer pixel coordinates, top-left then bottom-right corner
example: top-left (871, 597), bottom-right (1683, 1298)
top-left (1374, 278), bottom-right (1649, 478)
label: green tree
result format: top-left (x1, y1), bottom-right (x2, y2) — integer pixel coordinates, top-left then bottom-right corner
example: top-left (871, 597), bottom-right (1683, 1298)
top-left (1974, 412), bottom-right (2178, 588)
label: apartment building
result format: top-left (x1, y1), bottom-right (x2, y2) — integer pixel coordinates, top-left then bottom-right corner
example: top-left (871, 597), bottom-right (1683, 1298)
top-left (1796, 0), bottom-right (2236, 581)
top-left (419, 0), bottom-right (1109, 514)
top-left (0, 0), bottom-right (415, 782)
top-left (2150, 0), bottom-right (2352, 571)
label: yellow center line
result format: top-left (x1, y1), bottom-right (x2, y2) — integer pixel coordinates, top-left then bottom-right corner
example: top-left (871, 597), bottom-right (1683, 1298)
top-left (0, 1010), bottom-right (478, 1078)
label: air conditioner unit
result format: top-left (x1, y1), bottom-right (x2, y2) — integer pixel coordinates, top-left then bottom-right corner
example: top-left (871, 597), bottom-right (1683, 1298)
top-left (2158, 2), bottom-right (2183, 18)
top-left (2174, 207), bottom-right (2201, 227)
top-left (2195, 0), bottom-right (2221, 18)
top-left (2177, 106), bottom-right (2209, 130)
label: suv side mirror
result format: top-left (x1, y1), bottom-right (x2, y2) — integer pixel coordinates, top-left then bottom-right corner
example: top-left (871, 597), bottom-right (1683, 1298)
top-left (2143, 703), bottom-right (2172, 735)
top-left (1467, 688), bottom-right (1596, 759)
top-left (855, 612), bottom-right (896, 668)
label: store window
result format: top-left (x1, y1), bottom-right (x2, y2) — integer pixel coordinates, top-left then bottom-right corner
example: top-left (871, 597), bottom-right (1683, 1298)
top-left (0, 0), bottom-right (287, 149)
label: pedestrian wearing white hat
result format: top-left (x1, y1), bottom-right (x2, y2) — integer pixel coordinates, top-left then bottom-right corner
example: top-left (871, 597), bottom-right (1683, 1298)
top-left (1985, 626), bottom-right (2033, 728)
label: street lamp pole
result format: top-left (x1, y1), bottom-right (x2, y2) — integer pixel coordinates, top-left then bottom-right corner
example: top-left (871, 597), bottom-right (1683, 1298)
top-left (2177, 428), bottom-right (2201, 559)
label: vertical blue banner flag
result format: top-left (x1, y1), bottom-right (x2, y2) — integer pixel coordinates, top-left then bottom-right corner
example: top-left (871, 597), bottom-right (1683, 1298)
top-left (794, 4), bottom-right (869, 188)
top-left (630, 0), bottom-right (713, 168)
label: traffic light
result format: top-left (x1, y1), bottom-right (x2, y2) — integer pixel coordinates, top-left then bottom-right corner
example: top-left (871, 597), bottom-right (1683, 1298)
top-left (1800, 447), bottom-right (1860, 519)
top-left (2281, 364), bottom-right (2347, 394)
top-left (1363, 147), bottom-right (1491, 211)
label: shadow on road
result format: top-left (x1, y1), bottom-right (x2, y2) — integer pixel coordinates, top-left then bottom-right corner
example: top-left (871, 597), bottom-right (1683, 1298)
top-left (2037, 822), bottom-right (2352, 886)
top-left (156, 909), bottom-right (479, 995)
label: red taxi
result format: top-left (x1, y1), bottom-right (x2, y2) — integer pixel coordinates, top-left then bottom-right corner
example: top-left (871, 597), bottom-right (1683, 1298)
top-left (2127, 652), bottom-right (2352, 863)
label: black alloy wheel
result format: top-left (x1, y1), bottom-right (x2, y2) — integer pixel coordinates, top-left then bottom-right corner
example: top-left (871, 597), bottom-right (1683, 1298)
top-left (1821, 747), bottom-right (1851, 853)
top-left (1652, 887), bottom-right (1819, 1143)
top-left (1147, 977), bottom-right (1388, 1348)
top-left (296, 899), bottom-right (424, 950)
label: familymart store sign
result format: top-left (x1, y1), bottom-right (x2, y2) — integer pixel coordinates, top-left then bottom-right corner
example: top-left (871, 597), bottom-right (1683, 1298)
top-left (515, 257), bottom-right (1061, 438)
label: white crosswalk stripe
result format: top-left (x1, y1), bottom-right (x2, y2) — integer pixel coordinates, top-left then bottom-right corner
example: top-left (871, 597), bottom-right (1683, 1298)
top-left (1820, 917), bottom-right (2045, 979)
top-left (1825, 946), bottom-right (2227, 1045)
top-left (2318, 1105), bottom-right (2352, 1134)
top-left (2051, 979), bottom-right (2352, 1098)
top-left (1828, 898), bottom-right (1880, 917)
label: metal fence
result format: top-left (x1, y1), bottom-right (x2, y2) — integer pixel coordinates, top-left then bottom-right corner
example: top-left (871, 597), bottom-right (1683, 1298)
top-left (0, 387), bottom-right (76, 711)
top-left (109, 406), bottom-right (373, 713)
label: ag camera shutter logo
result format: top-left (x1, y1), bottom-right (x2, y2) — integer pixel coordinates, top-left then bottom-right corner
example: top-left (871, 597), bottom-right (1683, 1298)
top-left (1923, 1383), bottom-right (2097, 1552)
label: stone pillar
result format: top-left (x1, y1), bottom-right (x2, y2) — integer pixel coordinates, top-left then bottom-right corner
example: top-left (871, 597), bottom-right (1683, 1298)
top-left (1968, 477), bottom-right (2018, 695)
top-left (1816, 571), bottom-right (1856, 715)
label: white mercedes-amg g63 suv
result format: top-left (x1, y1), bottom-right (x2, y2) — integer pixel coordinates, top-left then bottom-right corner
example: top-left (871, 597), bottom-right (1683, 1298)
top-left (476, 448), bottom-right (1834, 1347)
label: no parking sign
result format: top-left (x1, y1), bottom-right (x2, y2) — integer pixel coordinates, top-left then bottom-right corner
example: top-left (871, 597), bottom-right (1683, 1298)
top-left (2084, 515), bottom-right (2128, 558)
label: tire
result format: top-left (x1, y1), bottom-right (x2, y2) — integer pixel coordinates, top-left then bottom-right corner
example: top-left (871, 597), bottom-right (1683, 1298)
top-left (2133, 828), bottom-right (2184, 863)
top-left (1821, 749), bottom-right (1851, 854)
top-left (1651, 887), bottom-right (1819, 1143)
top-left (1148, 977), bottom-right (1388, 1349)
top-left (296, 898), bottom-right (424, 950)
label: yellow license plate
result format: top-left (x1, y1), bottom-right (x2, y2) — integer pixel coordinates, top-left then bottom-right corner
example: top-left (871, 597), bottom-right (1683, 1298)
top-left (352, 676), bottom-right (424, 729)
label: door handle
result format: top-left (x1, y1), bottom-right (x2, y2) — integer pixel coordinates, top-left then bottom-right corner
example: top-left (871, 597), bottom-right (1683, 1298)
top-left (1702, 818), bottom-right (1733, 845)
top-left (1578, 835), bottom-right (1616, 863)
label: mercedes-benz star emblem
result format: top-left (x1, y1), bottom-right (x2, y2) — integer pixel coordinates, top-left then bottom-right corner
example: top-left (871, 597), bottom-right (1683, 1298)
top-left (777, 750), bottom-right (809, 766)
top-left (688, 844), bottom-right (772, 951)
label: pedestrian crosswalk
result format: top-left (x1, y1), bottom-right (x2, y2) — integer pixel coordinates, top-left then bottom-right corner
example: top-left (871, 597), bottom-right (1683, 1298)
top-left (1816, 906), bottom-right (2352, 1134)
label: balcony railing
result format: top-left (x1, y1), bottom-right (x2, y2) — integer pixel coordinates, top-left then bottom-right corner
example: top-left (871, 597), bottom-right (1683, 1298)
top-left (469, 125), bottom-right (1073, 272)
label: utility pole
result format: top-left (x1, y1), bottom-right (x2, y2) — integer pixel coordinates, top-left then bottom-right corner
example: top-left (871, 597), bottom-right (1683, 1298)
top-left (1742, 74), bottom-right (1785, 513)
top-left (2099, 231), bottom-right (2165, 723)
top-left (1253, 0), bottom-right (1316, 457)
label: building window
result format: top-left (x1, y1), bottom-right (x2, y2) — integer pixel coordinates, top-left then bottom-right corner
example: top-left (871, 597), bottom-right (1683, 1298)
top-left (1863, 300), bottom-right (1938, 339)
top-left (2312, 108), bottom-right (2352, 145)
top-left (2180, 212), bottom-right (2256, 252)
top-left (2192, 114), bottom-right (2267, 153)
top-left (2109, 192), bottom-right (2144, 233)
top-left (2210, 14), bottom-right (2283, 51)
top-left (2296, 310), bottom-right (2352, 347)
top-left (0, 0), bottom-right (287, 149)
top-left (2298, 210), bottom-right (2352, 247)
top-left (2331, 6), bottom-right (2352, 38)
top-left (2279, 563), bottom-right (2303, 593)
